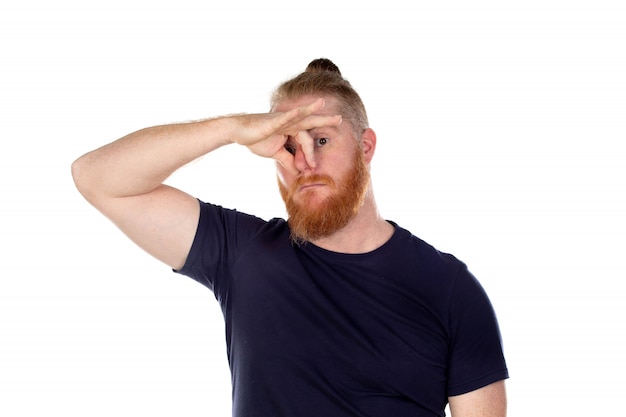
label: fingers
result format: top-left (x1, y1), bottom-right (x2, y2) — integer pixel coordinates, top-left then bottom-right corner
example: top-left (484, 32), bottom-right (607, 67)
top-left (271, 99), bottom-right (342, 172)
top-left (279, 98), bottom-right (342, 134)
top-left (295, 114), bottom-right (343, 133)
top-left (273, 147), bottom-right (299, 176)
top-left (302, 97), bottom-right (326, 114)
top-left (294, 130), bottom-right (316, 168)
top-left (247, 98), bottom-right (342, 168)
top-left (271, 131), bottom-right (316, 174)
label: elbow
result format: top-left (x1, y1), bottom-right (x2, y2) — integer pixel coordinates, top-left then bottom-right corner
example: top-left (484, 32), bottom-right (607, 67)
top-left (71, 153), bottom-right (97, 201)
top-left (71, 156), bottom-right (84, 193)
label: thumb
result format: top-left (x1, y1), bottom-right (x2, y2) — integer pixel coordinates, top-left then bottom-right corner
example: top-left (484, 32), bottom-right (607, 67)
top-left (272, 148), bottom-right (298, 176)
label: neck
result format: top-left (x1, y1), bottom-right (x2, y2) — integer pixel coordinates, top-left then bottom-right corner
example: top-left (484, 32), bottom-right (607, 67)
top-left (309, 194), bottom-right (394, 254)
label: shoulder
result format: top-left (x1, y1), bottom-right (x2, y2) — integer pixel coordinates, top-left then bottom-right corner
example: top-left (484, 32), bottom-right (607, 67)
top-left (195, 200), bottom-right (287, 236)
top-left (389, 222), bottom-right (467, 276)
top-left (177, 201), bottom-right (291, 285)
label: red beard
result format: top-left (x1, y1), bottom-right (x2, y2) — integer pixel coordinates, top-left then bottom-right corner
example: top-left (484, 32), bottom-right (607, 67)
top-left (278, 149), bottom-right (370, 244)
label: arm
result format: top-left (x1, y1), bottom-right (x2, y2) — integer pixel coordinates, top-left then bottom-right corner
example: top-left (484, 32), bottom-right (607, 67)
top-left (71, 98), bottom-right (341, 270)
top-left (448, 380), bottom-right (507, 417)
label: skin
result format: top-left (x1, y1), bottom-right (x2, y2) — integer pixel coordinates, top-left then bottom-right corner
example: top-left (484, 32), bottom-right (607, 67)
top-left (71, 95), bottom-right (506, 416)
top-left (273, 95), bottom-right (393, 253)
top-left (449, 380), bottom-right (507, 417)
top-left (71, 98), bottom-right (340, 270)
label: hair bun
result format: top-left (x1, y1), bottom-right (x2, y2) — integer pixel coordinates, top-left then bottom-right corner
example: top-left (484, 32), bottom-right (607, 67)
top-left (305, 58), bottom-right (341, 76)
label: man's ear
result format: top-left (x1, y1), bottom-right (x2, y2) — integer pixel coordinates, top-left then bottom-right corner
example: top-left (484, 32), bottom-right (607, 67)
top-left (360, 128), bottom-right (377, 164)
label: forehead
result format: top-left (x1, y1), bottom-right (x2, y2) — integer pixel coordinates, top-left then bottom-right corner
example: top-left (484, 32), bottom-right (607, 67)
top-left (272, 95), bottom-right (342, 115)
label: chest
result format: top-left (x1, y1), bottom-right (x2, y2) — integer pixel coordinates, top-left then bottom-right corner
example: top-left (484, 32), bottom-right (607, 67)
top-left (225, 249), bottom-right (453, 397)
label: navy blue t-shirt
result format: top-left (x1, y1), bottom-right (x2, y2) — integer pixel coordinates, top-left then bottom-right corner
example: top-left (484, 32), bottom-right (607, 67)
top-left (177, 201), bottom-right (508, 417)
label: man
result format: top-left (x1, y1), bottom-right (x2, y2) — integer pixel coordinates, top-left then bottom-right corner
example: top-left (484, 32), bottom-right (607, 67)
top-left (72, 58), bottom-right (508, 417)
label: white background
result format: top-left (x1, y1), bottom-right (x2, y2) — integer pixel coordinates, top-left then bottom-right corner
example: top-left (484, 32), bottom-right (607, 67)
top-left (1, 1), bottom-right (624, 416)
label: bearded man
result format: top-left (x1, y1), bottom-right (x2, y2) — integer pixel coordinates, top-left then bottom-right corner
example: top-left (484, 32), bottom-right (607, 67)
top-left (72, 58), bottom-right (508, 417)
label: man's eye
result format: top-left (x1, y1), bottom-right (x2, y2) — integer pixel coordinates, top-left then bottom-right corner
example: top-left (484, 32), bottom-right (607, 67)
top-left (315, 137), bottom-right (329, 147)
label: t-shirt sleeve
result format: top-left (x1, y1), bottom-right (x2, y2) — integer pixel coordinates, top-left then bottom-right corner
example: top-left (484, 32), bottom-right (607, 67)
top-left (174, 200), bottom-right (267, 297)
top-left (446, 266), bottom-right (509, 396)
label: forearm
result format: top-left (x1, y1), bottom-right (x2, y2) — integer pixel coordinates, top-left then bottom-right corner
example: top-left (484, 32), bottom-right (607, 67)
top-left (72, 116), bottom-right (234, 200)
top-left (72, 99), bottom-right (341, 202)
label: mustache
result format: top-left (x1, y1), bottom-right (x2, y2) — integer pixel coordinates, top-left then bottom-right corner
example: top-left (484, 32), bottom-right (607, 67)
top-left (294, 174), bottom-right (334, 189)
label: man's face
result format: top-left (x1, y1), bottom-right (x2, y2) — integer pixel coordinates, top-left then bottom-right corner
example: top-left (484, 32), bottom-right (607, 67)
top-left (274, 96), bottom-right (371, 243)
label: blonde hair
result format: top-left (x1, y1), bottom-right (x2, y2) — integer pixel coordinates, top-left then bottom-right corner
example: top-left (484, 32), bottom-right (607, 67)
top-left (271, 58), bottom-right (369, 137)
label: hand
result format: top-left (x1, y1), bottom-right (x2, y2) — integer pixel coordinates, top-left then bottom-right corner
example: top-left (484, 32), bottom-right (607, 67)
top-left (231, 98), bottom-right (342, 174)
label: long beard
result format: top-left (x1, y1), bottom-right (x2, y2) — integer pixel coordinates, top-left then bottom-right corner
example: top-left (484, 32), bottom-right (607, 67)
top-left (278, 150), bottom-right (370, 244)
